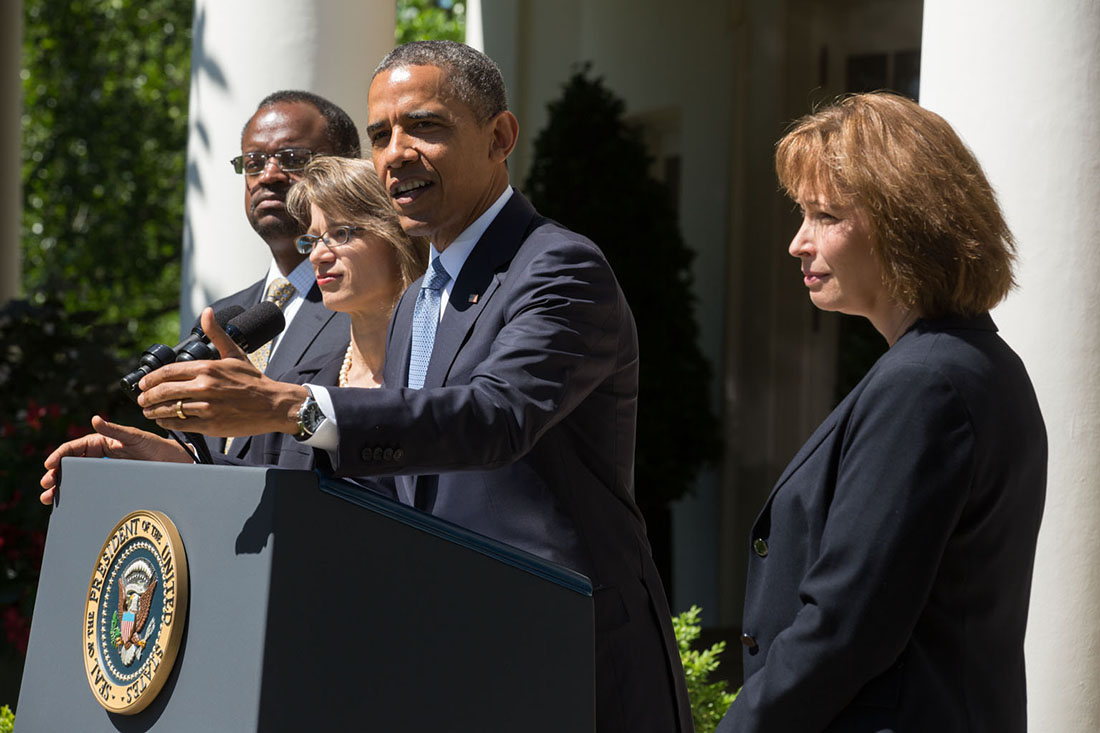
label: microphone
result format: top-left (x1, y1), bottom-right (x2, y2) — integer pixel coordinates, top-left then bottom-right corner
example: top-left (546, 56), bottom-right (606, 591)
top-left (174, 305), bottom-right (247, 362)
top-left (119, 306), bottom-right (245, 399)
top-left (223, 301), bottom-right (286, 353)
top-left (118, 302), bottom-right (285, 401)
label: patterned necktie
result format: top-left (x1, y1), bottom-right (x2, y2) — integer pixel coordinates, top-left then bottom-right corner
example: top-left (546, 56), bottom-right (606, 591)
top-left (407, 257), bottom-right (451, 389)
top-left (248, 277), bottom-right (296, 373)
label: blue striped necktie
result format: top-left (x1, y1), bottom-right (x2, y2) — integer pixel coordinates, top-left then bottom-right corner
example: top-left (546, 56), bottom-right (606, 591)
top-left (407, 257), bottom-right (451, 389)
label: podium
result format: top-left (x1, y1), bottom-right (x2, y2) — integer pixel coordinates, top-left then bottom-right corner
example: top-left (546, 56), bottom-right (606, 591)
top-left (16, 458), bottom-right (595, 731)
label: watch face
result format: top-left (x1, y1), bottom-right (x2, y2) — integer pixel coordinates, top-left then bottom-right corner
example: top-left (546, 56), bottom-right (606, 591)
top-left (298, 395), bottom-right (325, 437)
top-left (304, 401), bottom-right (325, 431)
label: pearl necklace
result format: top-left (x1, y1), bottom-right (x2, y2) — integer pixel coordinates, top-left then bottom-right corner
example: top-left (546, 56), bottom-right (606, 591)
top-left (338, 343), bottom-right (354, 388)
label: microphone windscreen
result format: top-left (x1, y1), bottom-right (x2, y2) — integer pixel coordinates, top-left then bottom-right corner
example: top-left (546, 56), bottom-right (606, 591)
top-left (226, 301), bottom-right (286, 353)
top-left (213, 304), bottom-right (246, 329)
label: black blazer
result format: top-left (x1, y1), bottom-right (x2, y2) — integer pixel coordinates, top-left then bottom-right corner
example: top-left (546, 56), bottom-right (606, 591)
top-left (201, 278), bottom-right (349, 460)
top-left (319, 191), bottom-right (693, 733)
top-left (718, 314), bottom-right (1047, 732)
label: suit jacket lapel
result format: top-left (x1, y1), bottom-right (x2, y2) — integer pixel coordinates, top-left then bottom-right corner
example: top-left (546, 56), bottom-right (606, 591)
top-left (424, 191), bottom-right (538, 388)
top-left (400, 192), bottom-right (539, 509)
top-left (265, 284), bottom-right (336, 378)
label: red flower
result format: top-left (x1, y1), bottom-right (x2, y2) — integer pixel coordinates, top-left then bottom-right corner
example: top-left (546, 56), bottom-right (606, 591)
top-left (2, 605), bottom-right (30, 656)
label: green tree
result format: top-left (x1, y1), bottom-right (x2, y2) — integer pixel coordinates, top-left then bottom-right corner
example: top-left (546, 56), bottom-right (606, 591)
top-left (21, 0), bottom-right (192, 349)
top-left (2, 0), bottom-right (191, 706)
top-left (397, 0), bottom-right (466, 44)
top-left (524, 66), bottom-right (721, 584)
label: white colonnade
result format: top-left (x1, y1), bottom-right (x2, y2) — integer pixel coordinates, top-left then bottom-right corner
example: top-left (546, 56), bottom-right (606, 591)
top-left (181, 0), bottom-right (396, 326)
top-left (922, 1), bottom-right (1100, 728)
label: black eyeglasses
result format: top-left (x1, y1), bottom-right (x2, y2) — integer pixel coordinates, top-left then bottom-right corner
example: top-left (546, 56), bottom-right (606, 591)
top-left (230, 148), bottom-right (315, 176)
top-left (295, 225), bottom-right (365, 254)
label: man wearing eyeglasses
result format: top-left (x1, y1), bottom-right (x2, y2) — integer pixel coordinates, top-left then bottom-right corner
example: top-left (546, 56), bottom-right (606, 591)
top-left (207, 90), bottom-right (359, 458)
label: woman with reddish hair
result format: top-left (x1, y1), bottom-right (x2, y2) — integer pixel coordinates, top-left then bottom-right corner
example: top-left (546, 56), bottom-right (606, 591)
top-left (719, 93), bottom-right (1046, 732)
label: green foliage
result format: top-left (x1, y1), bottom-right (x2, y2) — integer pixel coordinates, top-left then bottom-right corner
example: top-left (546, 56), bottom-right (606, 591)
top-left (397, 0), bottom-right (466, 44)
top-left (21, 0), bottom-right (192, 350)
top-left (674, 606), bottom-right (739, 733)
top-left (524, 66), bottom-right (720, 511)
top-left (0, 298), bottom-right (147, 664)
top-left (0, 704), bottom-right (13, 733)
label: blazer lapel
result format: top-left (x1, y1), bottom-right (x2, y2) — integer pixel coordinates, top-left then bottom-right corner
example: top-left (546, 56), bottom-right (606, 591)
top-left (758, 354), bottom-right (887, 516)
top-left (423, 191), bottom-right (538, 389)
top-left (265, 284), bottom-right (336, 378)
top-left (405, 192), bottom-right (539, 509)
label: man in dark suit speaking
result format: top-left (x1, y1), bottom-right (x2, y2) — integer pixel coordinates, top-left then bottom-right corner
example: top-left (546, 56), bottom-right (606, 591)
top-left (139, 41), bottom-right (692, 732)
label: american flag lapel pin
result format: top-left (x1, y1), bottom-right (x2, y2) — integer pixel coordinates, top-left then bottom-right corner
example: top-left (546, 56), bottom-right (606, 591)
top-left (468, 293), bottom-right (480, 304)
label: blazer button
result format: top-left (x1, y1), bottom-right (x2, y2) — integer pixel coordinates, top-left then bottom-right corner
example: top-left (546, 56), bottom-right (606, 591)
top-left (360, 447), bottom-right (374, 462)
top-left (383, 447), bottom-right (394, 461)
top-left (392, 448), bottom-right (404, 461)
top-left (373, 447), bottom-right (385, 461)
top-left (740, 633), bottom-right (758, 651)
top-left (753, 538), bottom-right (769, 557)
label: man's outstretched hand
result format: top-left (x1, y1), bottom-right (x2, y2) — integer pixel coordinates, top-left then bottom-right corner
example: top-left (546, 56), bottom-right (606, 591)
top-left (39, 415), bottom-right (191, 504)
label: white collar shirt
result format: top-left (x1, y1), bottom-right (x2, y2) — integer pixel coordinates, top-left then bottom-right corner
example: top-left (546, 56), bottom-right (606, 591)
top-left (431, 186), bottom-right (513, 321)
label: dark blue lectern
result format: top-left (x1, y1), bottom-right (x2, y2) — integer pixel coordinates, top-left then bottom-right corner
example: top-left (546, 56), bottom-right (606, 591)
top-left (17, 458), bottom-right (594, 732)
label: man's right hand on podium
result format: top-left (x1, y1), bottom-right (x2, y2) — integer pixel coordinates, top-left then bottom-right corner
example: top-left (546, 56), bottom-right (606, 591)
top-left (39, 415), bottom-right (192, 504)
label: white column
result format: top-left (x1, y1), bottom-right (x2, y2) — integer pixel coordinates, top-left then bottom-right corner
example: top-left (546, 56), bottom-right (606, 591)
top-left (922, 1), bottom-right (1100, 729)
top-left (465, 0), bottom-right (484, 51)
top-left (0, 0), bottom-right (21, 304)
top-left (181, 0), bottom-right (395, 326)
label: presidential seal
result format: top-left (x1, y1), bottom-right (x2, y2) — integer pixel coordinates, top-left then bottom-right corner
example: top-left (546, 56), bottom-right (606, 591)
top-left (83, 510), bottom-right (188, 715)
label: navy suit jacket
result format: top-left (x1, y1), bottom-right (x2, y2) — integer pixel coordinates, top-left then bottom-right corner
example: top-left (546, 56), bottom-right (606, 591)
top-left (719, 314), bottom-right (1046, 732)
top-left (318, 191), bottom-right (692, 733)
top-left (201, 277), bottom-right (349, 460)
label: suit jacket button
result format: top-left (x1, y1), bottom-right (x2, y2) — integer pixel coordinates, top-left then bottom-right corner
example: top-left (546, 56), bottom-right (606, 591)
top-left (373, 447), bottom-right (385, 461)
top-left (753, 538), bottom-right (769, 557)
top-left (383, 447), bottom-right (394, 461)
top-left (393, 448), bottom-right (404, 461)
top-left (740, 633), bottom-right (758, 651)
top-left (360, 447), bottom-right (374, 462)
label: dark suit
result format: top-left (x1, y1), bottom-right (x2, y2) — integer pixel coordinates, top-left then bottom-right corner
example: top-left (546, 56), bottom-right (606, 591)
top-left (202, 277), bottom-right (349, 459)
top-left (718, 313), bottom-right (1046, 732)
top-left (213, 348), bottom-right (397, 500)
top-left (319, 191), bottom-right (692, 733)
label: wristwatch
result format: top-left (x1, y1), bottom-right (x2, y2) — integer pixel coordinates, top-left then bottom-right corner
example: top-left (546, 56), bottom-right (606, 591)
top-left (295, 387), bottom-right (327, 440)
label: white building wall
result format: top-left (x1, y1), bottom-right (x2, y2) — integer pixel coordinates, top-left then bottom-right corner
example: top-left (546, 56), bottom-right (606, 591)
top-left (922, 0), bottom-right (1100, 728)
top-left (180, 0), bottom-right (395, 327)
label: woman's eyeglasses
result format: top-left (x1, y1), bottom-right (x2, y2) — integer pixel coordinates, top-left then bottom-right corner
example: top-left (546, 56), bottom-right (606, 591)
top-left (295, 225), bottom-right (365, 254)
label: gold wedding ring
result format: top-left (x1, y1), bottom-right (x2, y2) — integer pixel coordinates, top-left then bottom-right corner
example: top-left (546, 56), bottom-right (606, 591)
top-left (175, 400), bottom-right (188, 420)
